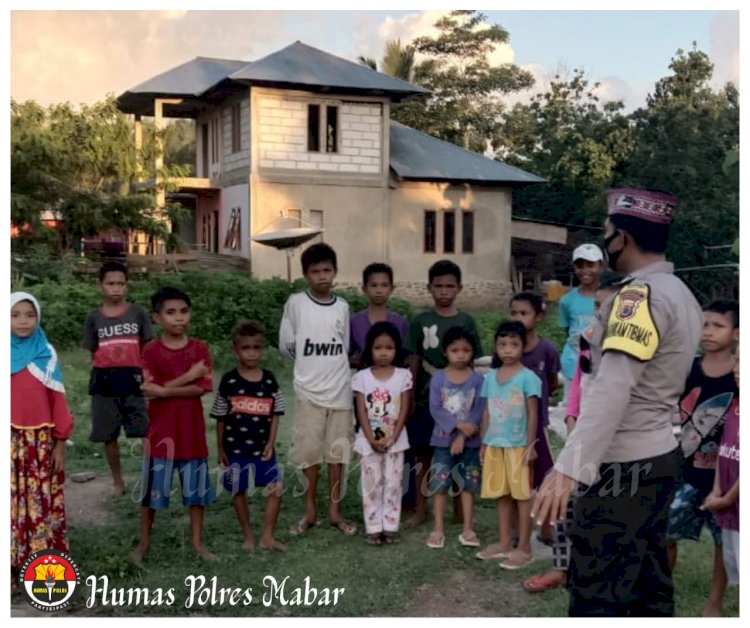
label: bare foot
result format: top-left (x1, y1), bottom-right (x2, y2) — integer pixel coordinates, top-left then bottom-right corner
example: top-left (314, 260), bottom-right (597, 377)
top-left (241, 536), bottom-right (256, 551)
top-left (403, 511), bottom-right (428, 528)
top-left (193, 544), bottom-right (219, 562)
top-left (132, 543), bottom-right (149, 565)
top-left (112, 482), bottom-right (125, 497)
top-left (260, 537), bottom-right (288, 551)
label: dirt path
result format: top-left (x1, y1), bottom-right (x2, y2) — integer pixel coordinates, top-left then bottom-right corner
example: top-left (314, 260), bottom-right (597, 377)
top-left (401, 536), bottom-right (554, 617)
top-left (402, 569), bottom-right (528, 617)
top-left (65, 473), bottom-right (123, 527)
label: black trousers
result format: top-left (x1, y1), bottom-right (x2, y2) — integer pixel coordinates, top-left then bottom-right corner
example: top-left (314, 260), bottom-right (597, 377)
top-left (568, 448), bottom-right (680, 617)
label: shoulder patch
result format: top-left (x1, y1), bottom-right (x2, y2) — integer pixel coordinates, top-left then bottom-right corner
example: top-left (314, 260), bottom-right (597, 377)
top-left (602, 284), bottom-right (660, 361)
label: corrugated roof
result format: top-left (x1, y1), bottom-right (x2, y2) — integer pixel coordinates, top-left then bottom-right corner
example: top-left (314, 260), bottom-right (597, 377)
top-left (117, 56), bottom-right (249, 116)
top-left (118, 42), bottom-right (427, 116)
top-left (228, 41), bottom-right (428, 100)
top-left (126, 56), bottom-right (248, 97)
top-left (389, 122), bottom-right (544, 185)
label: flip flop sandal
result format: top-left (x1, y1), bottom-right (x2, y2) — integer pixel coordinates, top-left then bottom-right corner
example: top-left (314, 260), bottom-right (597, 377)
top-left (330, 519), bottom-right (358, 536)
top-left (426, 532), bottom-right (445, 549)
top-left (458, 531), bottom-right (481, 547)
top-left (475, 545), bottom-right (510, 560)
top-left (500, 551), bottom-right (534, 570)
top-left (289, 518), bottom-right (317, 536)
top-left (522, 573), bottom-right (565, 593)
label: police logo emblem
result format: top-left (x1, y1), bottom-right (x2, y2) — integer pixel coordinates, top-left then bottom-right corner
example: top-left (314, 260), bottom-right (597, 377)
top-left (19, 549), bottom-right (82, 612)
top-left (616, 289), bottom-right (647, 320)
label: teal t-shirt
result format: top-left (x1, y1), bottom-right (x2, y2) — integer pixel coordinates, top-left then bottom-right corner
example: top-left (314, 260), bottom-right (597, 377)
top-left (480, 367), bottom-right (541, 448)
top-left (559, 287), bottom-right (596, 380)
top-left (405, 309), bottom-right (483, 406)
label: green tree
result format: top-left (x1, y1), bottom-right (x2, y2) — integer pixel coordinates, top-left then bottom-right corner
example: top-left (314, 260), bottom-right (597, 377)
top-left (389, 10), bottom-right (535, 153)
top-left (501, 68), bottom-right (635, 226)
top-left (164, 118), bottom-right (196, 173)
top-left (11, 96), bottom-right (188, 252)
top-left (616, 46), bottom-right (739, 277)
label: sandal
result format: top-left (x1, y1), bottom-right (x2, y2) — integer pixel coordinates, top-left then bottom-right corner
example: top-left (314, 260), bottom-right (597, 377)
top-left (366, 533), bottom-right (383, 546)
top-left (500, 550), bottom-right (534, 570)
top-left (383, 532), bottom-right (400, 544)
top-left (475, 543), bottom-right (511, 560)
top-left (329, 519), bottom-right (358, 536)
top-left (289, 518), bottom-right (317, 536)
top-left (522, 572), bottom-right (566, 593)
top-left (426, 531), bottom-right (445, 549)
top-left (458, 531), bottom-right (481, 547)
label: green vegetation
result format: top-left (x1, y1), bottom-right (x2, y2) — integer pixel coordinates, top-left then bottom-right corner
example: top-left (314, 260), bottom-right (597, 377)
top-left (14, 278), bottom-right (733, 616)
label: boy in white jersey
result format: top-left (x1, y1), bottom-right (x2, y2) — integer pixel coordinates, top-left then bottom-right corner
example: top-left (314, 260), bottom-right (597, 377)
top-left (279, 243), bottom-right (356, 536)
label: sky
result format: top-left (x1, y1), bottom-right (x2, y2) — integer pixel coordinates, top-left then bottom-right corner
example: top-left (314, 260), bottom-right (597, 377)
top-left (9, 8), bottom-right (740, 113)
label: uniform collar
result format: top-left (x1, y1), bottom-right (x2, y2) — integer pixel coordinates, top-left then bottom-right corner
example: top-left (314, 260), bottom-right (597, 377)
top-left (621, 260), bottom-right (674, 283)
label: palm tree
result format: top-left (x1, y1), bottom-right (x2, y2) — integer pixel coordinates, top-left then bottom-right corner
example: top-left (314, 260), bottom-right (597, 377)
top-left (358, 39), bottom-right (417, 82)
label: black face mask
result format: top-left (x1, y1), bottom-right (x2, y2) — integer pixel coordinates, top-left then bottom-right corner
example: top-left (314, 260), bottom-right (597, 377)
top-left (604, 230), bottom-right (623, 272)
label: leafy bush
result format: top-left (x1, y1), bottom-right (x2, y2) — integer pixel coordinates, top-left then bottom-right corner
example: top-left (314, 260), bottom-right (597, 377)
top-left (26, 272), bottom-right (415, 351)
top-left (11, 243), bottom-right (83, 288)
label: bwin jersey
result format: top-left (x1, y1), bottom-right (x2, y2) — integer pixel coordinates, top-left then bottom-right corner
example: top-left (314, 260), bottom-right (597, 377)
top-left (279, 291), bottom-right (352, 409)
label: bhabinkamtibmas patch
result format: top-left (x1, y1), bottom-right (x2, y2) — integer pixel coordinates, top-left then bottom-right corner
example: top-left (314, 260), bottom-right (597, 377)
top-left (603, 284), bottom-right (659, 360)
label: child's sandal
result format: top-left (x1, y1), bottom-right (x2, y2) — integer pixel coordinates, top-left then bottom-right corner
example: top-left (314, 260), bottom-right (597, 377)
top-left (366, 533), bottom-right (383, 546)
top-left (426, 531), bottom-right (445, 549)
top-left (383, 532), bottom-right (400, 544)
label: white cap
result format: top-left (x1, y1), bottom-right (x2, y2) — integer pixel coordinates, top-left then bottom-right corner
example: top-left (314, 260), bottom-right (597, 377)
top-left (572, 243), bottom-right (603, 263)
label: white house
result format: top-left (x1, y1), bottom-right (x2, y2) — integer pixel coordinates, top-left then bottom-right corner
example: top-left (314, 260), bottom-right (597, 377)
top-left (117, 41), bottom-right (550, 306)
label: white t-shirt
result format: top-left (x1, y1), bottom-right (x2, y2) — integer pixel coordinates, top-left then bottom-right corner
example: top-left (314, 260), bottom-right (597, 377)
top-left (279, 291), bottom-right (352, 409)
top-left (351, 367), bottom-right (412, 455)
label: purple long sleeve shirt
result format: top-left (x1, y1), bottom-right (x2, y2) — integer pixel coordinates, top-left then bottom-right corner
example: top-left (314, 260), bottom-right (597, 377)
top-left (429, 369), bottom-right (485, 448)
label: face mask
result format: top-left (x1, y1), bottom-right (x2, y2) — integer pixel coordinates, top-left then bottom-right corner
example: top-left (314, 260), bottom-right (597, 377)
top-left (604, 230), bottom-right (623, 272)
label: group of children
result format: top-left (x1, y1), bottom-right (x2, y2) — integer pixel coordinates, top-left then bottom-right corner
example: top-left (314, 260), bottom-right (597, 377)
top-left (10, 241), bottom-right (740, 610)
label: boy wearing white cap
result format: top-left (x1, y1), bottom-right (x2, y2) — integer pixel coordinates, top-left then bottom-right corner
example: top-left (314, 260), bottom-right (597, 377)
top-left (558, 243), bottom-right (604, 405)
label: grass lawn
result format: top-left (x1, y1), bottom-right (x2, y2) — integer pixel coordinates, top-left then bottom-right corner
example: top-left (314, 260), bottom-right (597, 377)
top-left (20, 347), bottom-right (738, 617)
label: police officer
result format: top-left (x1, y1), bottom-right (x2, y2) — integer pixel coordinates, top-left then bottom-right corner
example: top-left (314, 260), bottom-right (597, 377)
top-left (532, 188), bottom-right (703, 616)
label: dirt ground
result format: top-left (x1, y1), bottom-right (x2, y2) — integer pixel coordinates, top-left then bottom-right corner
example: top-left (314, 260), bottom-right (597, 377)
top-left (401, 536), bottom-right (554, 617)
top-left (65, 473), bottom-right (122, 527)
top-left (402, 569), bottom-right (525, 617)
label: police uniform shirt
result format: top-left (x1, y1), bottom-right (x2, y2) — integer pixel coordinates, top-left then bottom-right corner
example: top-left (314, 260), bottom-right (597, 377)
top-left (555, 261), bottom-right (703, 485)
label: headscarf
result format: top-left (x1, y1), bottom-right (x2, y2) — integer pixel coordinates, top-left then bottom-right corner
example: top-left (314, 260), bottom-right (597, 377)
top-left (10, 291), bottom-right (65, 393)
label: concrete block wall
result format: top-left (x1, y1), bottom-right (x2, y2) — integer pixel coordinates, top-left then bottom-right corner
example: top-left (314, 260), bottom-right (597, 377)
top-left (257, 97), bottom-right (382, 173)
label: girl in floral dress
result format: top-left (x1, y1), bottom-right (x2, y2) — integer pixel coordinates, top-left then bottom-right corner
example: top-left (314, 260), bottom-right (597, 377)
top-left (11, 292), bottom-right (73, 582)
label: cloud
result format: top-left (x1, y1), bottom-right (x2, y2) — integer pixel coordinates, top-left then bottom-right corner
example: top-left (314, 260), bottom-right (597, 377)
top-left (595, 76), bottom-right (652, 112)
top-left (710, 10), bottom-right (739, 88)
top-left (361, 10), bottom-right (515, 68)
top-left (501, 63), bottom-right (547, 109)
top-left (11, 11), bottom-right (294, 106)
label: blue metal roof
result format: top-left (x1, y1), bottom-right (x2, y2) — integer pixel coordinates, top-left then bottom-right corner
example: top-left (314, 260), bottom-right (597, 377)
top-left (118, 56), bottom-right (249, 116)
top-left (126, 56), bottom-right (248, 97)
top-left (229, 41), bottom-right (428, 100)
top-left (389, 122), bottom-right (544, 185)
top-left (118, 42), bottom-right (427, 116)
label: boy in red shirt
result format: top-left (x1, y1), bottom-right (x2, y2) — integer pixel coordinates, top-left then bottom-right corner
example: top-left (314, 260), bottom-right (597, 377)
top-left (135, 286), bottom-right (216, 563)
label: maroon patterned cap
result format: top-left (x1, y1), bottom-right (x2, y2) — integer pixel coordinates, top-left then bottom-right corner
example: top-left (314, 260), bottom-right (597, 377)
top-left (606, 188), bottom-right (677, 225)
